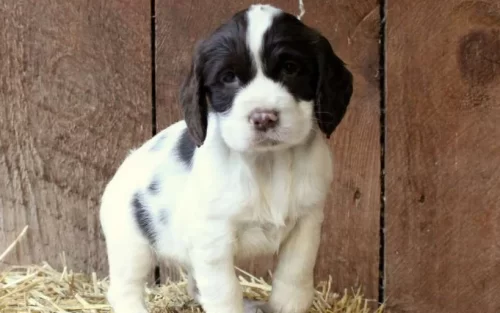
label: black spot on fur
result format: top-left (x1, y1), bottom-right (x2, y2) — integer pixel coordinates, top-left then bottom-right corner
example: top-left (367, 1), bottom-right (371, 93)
top-left (132, 193), bottom-right (156, 244)
top-left (177, 128), bottom-right (196, 167)
top-left (148, 179), bottom-right (160, 194)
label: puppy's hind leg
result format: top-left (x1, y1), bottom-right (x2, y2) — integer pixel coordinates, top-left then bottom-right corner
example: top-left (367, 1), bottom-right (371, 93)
top-left (105, 236), bottom-right (155, 313)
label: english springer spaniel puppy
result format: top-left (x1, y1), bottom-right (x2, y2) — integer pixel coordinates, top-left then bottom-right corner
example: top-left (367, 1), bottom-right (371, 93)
top-left (100, 4), bottom-right (353, 313)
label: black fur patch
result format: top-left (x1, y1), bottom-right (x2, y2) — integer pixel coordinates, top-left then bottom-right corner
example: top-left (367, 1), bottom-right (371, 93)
top-left (148, 179), bottom-right (160, 194)
top-left (176, 128), bottom-right (196, 167)
top-left (180, 9), bottom-right (255, 147)
top-left (261, 12), bottom-right (318, 102)
top-left (132, 192), bottom-right (156, 244)
top-left (261, 11), bottom-right (353, 137)
top-left (199, 9), bottom-right (256, 113)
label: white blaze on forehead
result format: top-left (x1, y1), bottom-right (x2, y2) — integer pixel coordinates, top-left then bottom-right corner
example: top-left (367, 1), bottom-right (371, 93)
top-left (246, 4), bottom-right (281, 71)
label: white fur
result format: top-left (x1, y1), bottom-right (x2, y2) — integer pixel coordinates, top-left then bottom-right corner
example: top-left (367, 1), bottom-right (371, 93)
top-left (220, 74), bottom-right (314, 152)
top-left (246, 4), bottom-right (280, 70)
top-left (100, 4), bottom-right (334, 313)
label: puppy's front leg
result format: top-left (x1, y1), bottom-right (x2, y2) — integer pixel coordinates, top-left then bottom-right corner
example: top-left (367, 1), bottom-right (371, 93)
top-left (190, 221), bottom-right (244, 313)
top-left (269, 212), bottom-right (323, 313)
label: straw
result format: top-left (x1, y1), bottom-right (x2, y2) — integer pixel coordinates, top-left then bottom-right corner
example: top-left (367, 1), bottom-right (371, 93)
top-left (0, 227), bottom-right (384, 313)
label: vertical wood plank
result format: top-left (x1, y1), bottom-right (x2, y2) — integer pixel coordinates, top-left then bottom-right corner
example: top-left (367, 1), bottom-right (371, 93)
top-left (0, 1), bottom-right (151, 275)
top-left (156, 0), bottom-right (381, 298)
top-left (385, 1), bottom-right (500, 312)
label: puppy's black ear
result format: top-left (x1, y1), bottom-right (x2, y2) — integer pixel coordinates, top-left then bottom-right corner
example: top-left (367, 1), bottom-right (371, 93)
top-left (180, 42), bottom-right (208, 147)
top-left (314, 35), bottom-right (353, 138)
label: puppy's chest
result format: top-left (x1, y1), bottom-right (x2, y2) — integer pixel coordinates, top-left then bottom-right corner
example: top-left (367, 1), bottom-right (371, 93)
top-left (234, 218), bottom-right (295, 258)
top-left (227, 161), bottom-right (314, 257)
top-left (231, 160), bottom-right (306, 223)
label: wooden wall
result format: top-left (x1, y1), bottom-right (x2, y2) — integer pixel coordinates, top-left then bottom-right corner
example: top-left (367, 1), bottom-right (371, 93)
top-left (385, 1), bottom-right (500, 312)
top-left (0, 0), bottom-right (151, 275)
top-left (1, 1), bottom-right (499, 312)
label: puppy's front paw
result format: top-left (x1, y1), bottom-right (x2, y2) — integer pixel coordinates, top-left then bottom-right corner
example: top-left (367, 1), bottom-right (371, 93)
top-left (269, 279), bottom-right (314, 313)
top-left (243, 299), bottom-right (273, 313)
top-left (107, 289), bottom-right (149, 313)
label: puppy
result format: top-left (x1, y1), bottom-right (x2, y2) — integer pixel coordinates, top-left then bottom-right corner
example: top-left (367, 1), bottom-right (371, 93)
top-left (100, 4), bottom-right (353, 313)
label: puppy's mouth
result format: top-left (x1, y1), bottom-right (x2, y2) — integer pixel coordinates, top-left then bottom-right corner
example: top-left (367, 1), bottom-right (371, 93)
top-left (255, 138), bottom-right (280, 146)
top-left (252, 131), bottom-right (285, 148)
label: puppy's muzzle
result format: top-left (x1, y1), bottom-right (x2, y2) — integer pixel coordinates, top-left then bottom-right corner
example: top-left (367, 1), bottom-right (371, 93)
top-left (248, 108), bottom-right (279, 132)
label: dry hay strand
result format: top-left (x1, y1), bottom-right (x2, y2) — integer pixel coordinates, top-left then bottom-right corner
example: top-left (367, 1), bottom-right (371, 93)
top-left (1, 227), bottom-right (384, 313)
top-left (0, 265), bottom-right (384, 313)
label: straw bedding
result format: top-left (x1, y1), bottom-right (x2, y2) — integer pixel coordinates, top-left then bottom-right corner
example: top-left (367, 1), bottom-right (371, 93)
top-left (0, 227), bottom-right (384, 313)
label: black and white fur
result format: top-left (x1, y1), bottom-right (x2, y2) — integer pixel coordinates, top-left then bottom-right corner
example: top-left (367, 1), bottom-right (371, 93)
top-left (100, 4), bottom-right (353, 313)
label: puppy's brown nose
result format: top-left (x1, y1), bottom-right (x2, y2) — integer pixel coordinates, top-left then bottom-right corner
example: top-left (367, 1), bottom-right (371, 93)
top-left (249, 109), bottom-right (279, 131)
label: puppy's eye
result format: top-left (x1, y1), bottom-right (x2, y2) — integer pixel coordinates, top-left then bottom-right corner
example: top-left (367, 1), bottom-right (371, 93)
top-left (220, 70), bottom-right (237, 84)
top-left (282, 61), bottom-right (300, 76)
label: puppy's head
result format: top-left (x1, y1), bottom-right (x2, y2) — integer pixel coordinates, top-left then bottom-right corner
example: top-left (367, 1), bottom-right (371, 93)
top-left (180, 4), bottom-right (353, 151)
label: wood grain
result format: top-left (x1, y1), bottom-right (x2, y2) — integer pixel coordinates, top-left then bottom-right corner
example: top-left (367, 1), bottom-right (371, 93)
top-left (0, 1), bottom-right (151, 275)
top-left (155, 0), bottom-right (381, 299)
top-left (385, 1), bottom-right (500, 312)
